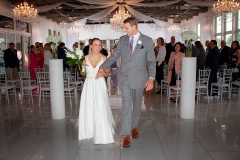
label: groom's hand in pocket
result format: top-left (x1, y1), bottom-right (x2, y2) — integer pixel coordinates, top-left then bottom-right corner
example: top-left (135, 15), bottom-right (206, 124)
top-left (145, 78), bottom-right (154, 91)
top-left (95, 66), bottom-right (104, 79)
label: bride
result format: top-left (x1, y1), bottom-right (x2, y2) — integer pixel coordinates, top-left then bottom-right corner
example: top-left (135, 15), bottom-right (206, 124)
top-left (78, 38), bottom-right (115, 144)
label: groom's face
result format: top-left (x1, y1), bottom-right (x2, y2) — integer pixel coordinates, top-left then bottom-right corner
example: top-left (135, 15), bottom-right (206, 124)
top-left (124, 23), bottom-right (136, 36)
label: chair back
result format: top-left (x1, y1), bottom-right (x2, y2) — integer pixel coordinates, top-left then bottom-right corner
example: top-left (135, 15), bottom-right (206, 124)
top-left (63, 71), bottom-right (71, 87)
top-left (0, 72), bottom-right (7, 87)
top-left (176, 70), bottom-right (181, 87)
top-left (198, 69), bottom-right (211, 86)
top-left (5, 68), bottom-right (13, 81)
top-left (219, 65), bottom-right (227, 78)
top-left (34, 67), bottom-right (45, 74)
top-left (163, 65), bottom-right (168, 77)
top-left (223, 69), bottom-right (232, 84)
top-left (19, 68), bottom-right (29, 72)
top-left (18, 72), bottom-right (32, 87)
top-left (36, 72), bottom-right (49, 84)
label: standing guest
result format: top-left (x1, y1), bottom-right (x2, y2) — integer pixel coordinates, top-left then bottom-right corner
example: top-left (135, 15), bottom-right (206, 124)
top-left (155, 37), bottom-right (166, 94)
top-left (205, 40), bottom-right (220, 96)
top-left (40, 43), bottom-right (43, 48)
top-left (167, 42), bottom-right (185, 102)
top-left (83, 39), bottom-right (92, 56)
top-left (80, 42), bottom-right (84, 50)
top-left (219, 40), bottom-right (230, 65)
top-left (37, 47), bottom-right (44, 68)
top-left (35, 42), bottom-right (40, 54)
top-left (58, 42), bottom-right (68, 70)
top-left (205, 40), bottom-right (210, 58)
top-left (228, 41), bottom-right (240, 81)
top-left (165, 36), bottom-right (175, 64)
top-left (194, 41), bottom-right (205, 71)
top-left (73, 42), bottom-right (79, 48)
top-left (3, 43), bottom-right (19, 80)
top-left (29, 45), bottom-right (38, 79)
top-left (44, 43), bottom-right (53, 72)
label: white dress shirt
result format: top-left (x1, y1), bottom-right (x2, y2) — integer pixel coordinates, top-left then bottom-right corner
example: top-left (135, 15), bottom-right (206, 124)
top-left (156, 46), bottom-right (166, 66)
top-left (129, 32), bottom-right (140, 54)
top-left (44, 50), bottom-right (53, 65)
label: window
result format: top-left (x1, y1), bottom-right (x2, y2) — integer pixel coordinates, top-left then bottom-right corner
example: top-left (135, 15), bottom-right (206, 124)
top-left (225, 13), bottom-right (232, 32)
top-left (48, 29), bottom-right (52, 36)
top-left (216, 35), bottom-right (221, 48)
top-left (238, 11), bottom-right (240, 29)
top-left (216, 16), bottom-right (221, 33)
top-left (196, 23), bottom-right (200, 38)
top-left (225, 34), bottom-right (232, 47)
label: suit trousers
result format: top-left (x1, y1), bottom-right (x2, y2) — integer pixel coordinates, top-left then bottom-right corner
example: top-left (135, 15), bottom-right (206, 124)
top-left (208, 70), bottom-right (218, 96)
top-left (120, 79), bottom-right (144, 135)
top-left (156, 62), bottom-right (164, 86)
top-left (12, 67), bottom-right (18, 80)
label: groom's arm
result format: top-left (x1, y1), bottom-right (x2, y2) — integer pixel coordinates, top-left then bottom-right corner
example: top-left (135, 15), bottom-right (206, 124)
top-left (146, 38), bottom-right (156, 79)
top-left (102, 37), bottom-right (122, 71)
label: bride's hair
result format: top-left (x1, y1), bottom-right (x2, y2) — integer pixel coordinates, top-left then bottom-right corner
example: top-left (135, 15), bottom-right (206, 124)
top-left (91, 38), bottom-right (101, 44)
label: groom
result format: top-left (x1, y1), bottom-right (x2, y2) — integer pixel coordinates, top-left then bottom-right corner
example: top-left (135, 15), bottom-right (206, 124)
top-left (96, 17), bottom-right (156, 147)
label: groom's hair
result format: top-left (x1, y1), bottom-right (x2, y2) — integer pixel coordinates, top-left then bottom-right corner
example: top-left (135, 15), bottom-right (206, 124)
top-left (123, 17), bottom-right (138, 28)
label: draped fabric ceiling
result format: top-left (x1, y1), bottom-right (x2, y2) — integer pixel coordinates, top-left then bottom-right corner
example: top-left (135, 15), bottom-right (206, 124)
top-left (34, 0), bottom-right (215, 27)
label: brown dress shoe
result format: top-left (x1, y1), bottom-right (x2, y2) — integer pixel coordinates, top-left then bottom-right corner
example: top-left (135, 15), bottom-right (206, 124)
top-left (132, 128), bottom-right (139, 138)
top-left (123, 135), bottom-right (131, 147)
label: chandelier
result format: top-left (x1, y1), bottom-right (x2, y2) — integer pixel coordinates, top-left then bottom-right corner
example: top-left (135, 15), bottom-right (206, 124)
top-left (68, 27), bottom-right (80, 34)
top-left (60, 21), bottom-right (67, 28)
top-left (84, 25), bottom-right (100, 34)
top-left (148, 24), bottom-right (164, 33)
top-left (213, 0), bottom-right (240, 15)
top-left (181, 19), bottom-right (189, 25)
top-left (13, 2), bottom-right (38, 22)
top-left (110, 5), bottom-right (131, 32)
top-left (167, 24), bottom-right (180, 33)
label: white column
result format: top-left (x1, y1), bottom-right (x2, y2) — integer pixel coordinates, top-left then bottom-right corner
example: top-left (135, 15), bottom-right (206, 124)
top-left (180, 57), bottom-right (196, 119)
top-left (49, 59), bottom-right (65, 119)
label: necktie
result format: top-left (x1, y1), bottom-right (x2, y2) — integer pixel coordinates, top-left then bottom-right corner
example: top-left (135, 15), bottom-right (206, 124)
top-left (130, 36), bottom-right (134, 56)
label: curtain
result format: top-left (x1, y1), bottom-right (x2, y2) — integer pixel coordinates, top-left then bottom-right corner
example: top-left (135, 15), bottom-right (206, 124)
top-left (128, 0), bottom-right (180, 7)
top-left (64, 3), bottom-right (112, 9)
top-left (36, 3), bottom-right (63, 13)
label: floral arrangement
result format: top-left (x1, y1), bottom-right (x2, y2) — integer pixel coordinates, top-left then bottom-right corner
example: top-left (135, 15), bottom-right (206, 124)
top-left (65, 45), bottom-right (85, 74)
top-left (180, 31), bottom-right (199, 57)
top-left (46, 35), bottom-right (63, 58)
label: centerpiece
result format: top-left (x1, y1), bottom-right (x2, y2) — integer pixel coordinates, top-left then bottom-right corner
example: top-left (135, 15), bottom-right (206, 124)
top-left (46, 35), bottom-right (62, 58)
top-left (65, 45), bottom-right (85, 75)
top-left (180, 31), bottom-right (199, 57)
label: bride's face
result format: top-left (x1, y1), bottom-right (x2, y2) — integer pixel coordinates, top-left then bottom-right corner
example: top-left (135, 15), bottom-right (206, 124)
top-left (91, 40), bottom-right (101, 53)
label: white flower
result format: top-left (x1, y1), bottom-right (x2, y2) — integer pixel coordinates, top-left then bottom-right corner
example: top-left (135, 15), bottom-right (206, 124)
top-left (138, 40), bottom-right (142, 45)
top-left (46, 35), bottom-right (62, 43)
top-left (75, 48), bottom-right (84, 59)
top-left (180, 31), bottom-right (199, 41)
top-left (233, 68), bottom-right (239, 73)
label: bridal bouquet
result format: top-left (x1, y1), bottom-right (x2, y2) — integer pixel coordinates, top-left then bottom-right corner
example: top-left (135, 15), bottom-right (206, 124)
top-left (180, 31), bottom-right (199, 57)
top-left (46, 35), bottom-right (62, 58)
top-left (65, 45), bottom-right (86, 74)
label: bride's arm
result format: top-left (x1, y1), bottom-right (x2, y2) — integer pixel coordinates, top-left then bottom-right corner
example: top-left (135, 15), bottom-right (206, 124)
top-left (102, 55), bottom-right (110, 77)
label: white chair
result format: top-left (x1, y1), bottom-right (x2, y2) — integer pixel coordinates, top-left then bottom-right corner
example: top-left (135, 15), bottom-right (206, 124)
top-left (35, 68), bottom-right (45, 85)
top-left (63, 72), bottom-right (78, 110)
top-left (37, 72), bottom-right (50, 106)
top-left (168, 70), bottom-right (181, 104)
top-left (161, 66), bottom-right (170, 94)
top-left (231, 81), bottom-right (240, 98)
top-left (218, 65), bottom-right (227, 82)
top-left (211, 69), bottom-right (232, 101)
top-left (5, 68), bottom-right (19, 86)
top-left (69, 68), bottom-right (84, 91)
top-left (196, 69), bottom-right (211, 103)
top-left (0, 72), bottom-right (17, 103)
top-left (19, 72), bottom-right (38, 104)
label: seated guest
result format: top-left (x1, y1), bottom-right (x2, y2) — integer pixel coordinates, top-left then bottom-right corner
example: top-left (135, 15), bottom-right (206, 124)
top-left (228, 41), bottom-right (240, 81)
top-left (205, 40), bottom-right (220, 96)
top-left (219, 40), bottom-right (230, 65)
top-left (44, 43), bottom-right (53, 72)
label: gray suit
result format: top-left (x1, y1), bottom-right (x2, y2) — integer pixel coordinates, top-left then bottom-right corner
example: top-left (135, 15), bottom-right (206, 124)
top-left (102, 33), bottom-right (156, 135)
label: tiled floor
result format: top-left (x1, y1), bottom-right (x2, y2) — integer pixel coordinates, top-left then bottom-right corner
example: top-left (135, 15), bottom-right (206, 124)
top-left (0, 90), bottom-right (240, 160)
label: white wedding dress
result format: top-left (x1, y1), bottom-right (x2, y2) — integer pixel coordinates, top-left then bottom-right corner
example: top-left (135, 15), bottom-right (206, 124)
top-left (78, 57), bottom-right (115, 144)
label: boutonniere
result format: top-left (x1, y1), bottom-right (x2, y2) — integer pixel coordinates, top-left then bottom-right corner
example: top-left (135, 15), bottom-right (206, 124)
top-left (136, 40), bottom-right (144, 49)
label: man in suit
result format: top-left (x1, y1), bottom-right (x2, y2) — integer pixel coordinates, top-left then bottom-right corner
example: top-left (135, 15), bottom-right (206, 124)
top-left (165, 36), bottom-right (175, 64)
top-left (57, 42), bottom-right (68, 70)
top-left (219, 40), bottom-right (230, 65)
top-left (96, 17), bottom-right (156, 147)
top-left (83, 39), bottom-right (92, 56)
top-left (3, 43), bottom-right (19, 80)
top-left (205, 40), bottom-right (220, 96)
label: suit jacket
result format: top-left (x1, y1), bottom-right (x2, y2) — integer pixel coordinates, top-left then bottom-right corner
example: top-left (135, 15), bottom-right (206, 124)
top-left (219, 46), bottom-right (230, 65)
top-left (205, 46), bottom-right (220, 72)
top-left (102, 33), bottom-right (156, 89)
top-left (83, 45), bottom-right (90, 56)
top-left (3, 48), bottom-right (19, 69)
top-left (165, 43), bottom-right (174, 64)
